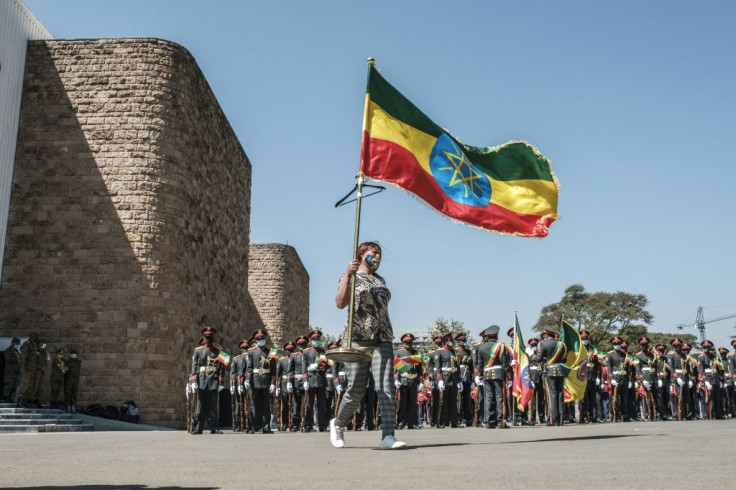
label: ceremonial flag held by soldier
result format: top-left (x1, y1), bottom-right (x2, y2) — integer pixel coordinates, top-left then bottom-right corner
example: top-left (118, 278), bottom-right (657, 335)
top-left (511, 313), bottom-right (534, 410)
top-left (560, 320), bottom-right (588, 401)
top-left (359, 62), bottom-right (559, 237)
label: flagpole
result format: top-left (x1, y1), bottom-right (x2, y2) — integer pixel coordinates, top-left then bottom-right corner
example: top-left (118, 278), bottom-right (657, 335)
top-left (326, 58), bottom-right (376, 365)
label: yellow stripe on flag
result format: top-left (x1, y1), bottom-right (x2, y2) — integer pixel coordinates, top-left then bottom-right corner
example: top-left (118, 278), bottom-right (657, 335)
top-left (491, 179), bottom-right (559, 215)
top-left (366, 98), bottom-right (437, 174)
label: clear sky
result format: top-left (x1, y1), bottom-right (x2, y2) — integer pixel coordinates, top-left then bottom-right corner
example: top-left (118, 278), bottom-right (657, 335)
top-left (24, 0), bottom-right (736, 349)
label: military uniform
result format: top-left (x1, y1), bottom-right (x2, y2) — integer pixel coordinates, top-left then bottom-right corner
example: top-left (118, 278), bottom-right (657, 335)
top-left (606, 338), bottom-right (628, 422)
top-left (426, 338), bottom-right (444, 427)
top-left (394, 333), bottom-right (423, 430)
top-left (230, 341), bottom-right (249, 432)
top-left (470, 340), bottom-right (485, 426)
top-left (723, 345), bottom-right (735, 418)
top-left (17, 334), bottom-right (41, 407)
top-left (246, 329), bottom-right (276, 433)
top-left (455, 334), bottom-right (473, 427)
top-left (582, 341), bottom-right (602, 423)
top-left (474, 326), bottom-right (508, 428)
top-left (633, 338), bottom-right (657, 421)
top-left (697, 341), bottom-right (724, 419)
top-left (276, 343), bottom-right (295, 431)
top-left (3, 339), bottom-right (21, 403)
top-left (433, 335), bottom-right (460, 428)
top-left (302, 330), bottom-right (329, 432)
top-left (667, 339), bottom-right (692, 420)
top-left (189, 327), bottom-right (225, 434)
top-left (287, 336), bottom-right (309, 431)
top-left (49, 351), bottom-right (67, 408)
top-left (527, 338), bottom-right (545, 424)
top-left (538, 326), bottom-right (566, 426)
top-left (653, 345), bottom-right (672, 420)
top-left (64, 351), bottom-right (81, 412)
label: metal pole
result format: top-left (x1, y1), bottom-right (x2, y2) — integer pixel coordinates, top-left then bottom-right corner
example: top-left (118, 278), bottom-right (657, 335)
top-left (346, 173), bottom-right (365, 349)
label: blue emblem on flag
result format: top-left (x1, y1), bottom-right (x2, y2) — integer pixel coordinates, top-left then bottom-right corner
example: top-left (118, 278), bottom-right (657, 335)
top-left (429, 133), bottom-right (491, 207)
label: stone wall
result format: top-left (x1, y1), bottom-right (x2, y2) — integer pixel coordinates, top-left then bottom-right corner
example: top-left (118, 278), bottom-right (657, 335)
top-left (247, 244), bottom-right (309, 347)
top-left (0, 39), bottom-right (251, 427)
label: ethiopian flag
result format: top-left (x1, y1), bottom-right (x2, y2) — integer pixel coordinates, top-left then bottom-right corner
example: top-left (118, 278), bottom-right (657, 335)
top-left (559, 320), bottom-right (588, 402)
top-left (216, 350), bottom-right (231, 367)
top-left (359, 63), bottom-right (559, 237)
top-left (511, 313), bottom-right (534, 410)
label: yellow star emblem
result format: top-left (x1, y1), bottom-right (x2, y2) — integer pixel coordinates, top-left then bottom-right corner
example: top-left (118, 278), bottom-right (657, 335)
top-left (436, 139), bottom-right (484, 199)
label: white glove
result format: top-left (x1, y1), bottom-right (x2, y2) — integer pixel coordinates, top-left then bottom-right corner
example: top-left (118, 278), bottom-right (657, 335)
top-left (596, 378), bottom-right (601, 386)
top-left (643, 380), bottom-right (651, 390)
top-left (688, 380), bottom-right (693, 388)
top-left (308, 363), bottom-right (318, 372)
top-left (525, 347), bottom-right (534, 357)
top-left (286, 382), bottom-right (293, 393)
top-left (627, 381), bottom-right (633, 389)
top-left (244, 380), bottom-right (250, 391)
top-left (336, 384), bottom-right (343, 394)
top-left (676, 378), bottom-right (684, 387)
top-left (657, 379), bottom-right (663, 388)
top-left (438, 379), bottom-right (445, 391)
top-left (418, 382), bottom-right (424, 391)
top-left (218, 384), bottom-right (224, 392)
top-left (394, 379), bottom-right (401, 390)
top-left (230, 385), bottom-right (235, 394)
top-left (458, 381), bottom-right (464, 393)
top-left (530, 381), bottom-right (535, 389)
top-left (430, 381), bottom-right (435, 390)
top-left (610, 379), bottom-right (618, 387)
top-left (189, 382), bottom-right (197, 393)
top-left (276, 387), bottom-right (281, 397)
top-left (474, 376), bottom-right (481, 385)
top-left (705, 381), bottom-right (712, 390)
top-left (510, 359), bottom-right (517, 367)
top-left (269, 384), bottom-right (275, 394)
top-left (303, 381), bottom-right (310, 391)
top-left (186, 384), bottom-right (192, 396)
top-left (506, 380), bottom-right (513, 388)
top-left (237, 384), bottom-right (244, 395)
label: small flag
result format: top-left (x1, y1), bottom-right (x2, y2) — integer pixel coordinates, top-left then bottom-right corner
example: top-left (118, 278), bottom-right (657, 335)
top-left (511, 313), bottom-right (534, 410)
top-left (216, 350), bottom-right (230, 366)
top-left (268, 348), bottom-right (281, 360)
top-left (560, 320), bottom-right (588, 402)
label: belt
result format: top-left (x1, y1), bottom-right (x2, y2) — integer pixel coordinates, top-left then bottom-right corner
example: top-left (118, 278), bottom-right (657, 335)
top-left (254, 368), bottom-right (267, 375)
top-left (641, 367), bottom-right (653, 372)
top-left (199, 366), bottom-right (215, 373)
top-left (529, 366), bottom-right (540, 371)
top-left (338, 371), bottom-right (346, 376)
top-left (441, 367), bottom-right (457, 373)
top-left (675, 369), bottom-right (684, 374)
top-left (612, 370), bottom-right (621, 375)
top-left (401, 373), bottom-right (418, 380)
top-left (326, 374), bottom-right (334, 379)
top-left (484, 366), bottom-right (503, 371)
top-left (281, 376), bottom-right (289, 380)
top-left (704, 369), bottom-right (713, 374)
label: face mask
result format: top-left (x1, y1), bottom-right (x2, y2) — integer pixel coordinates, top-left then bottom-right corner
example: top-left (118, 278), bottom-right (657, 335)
top-left (41, 343), bottom-right (46, 349)
top-left (312, 340), bottom-right (322, 348)
top-left (256, 339), bottom-right (266, 347)
top-left (403, 342), bottom-right (413, 348)
top-left (613, 345), bottom-right (621, 351)
top-left (204, 337), bottom-right (213, 346)
top-left (582, 339), bottom-right (589, 346)
top-left (364, 253), bottom-right (380, 272)
top-left (70, 354), bottom-right (77, 359)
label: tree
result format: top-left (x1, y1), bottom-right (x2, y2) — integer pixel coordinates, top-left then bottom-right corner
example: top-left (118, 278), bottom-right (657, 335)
top-left (534, 284), bottom-right (654, 350)
top-left (427, 317), bottom-right (472, 344)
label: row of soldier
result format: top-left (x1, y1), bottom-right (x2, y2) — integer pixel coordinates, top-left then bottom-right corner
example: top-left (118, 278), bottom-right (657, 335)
top-left (187, 325), bottom-right (736, 434)
top-left (2, 333), bottom-right (82, 412)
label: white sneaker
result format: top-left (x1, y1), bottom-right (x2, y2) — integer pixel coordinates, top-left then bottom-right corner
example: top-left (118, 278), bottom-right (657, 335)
top-left (329, 418), bottom-right (345, 448)
top-left (379, 434), bottom-right (407, 450)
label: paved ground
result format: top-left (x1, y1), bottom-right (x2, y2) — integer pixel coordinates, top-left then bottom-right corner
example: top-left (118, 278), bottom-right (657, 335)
top-left (0, 419), bottom-right (732, 489)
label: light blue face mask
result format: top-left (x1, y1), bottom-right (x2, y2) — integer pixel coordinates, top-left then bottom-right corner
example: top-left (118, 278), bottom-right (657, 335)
top-left (364, 253), bottom-right (380, 272)
top-left (70, 354), bottom-right (77, 358)
top-left (312, 340), bottom-right (322, 348)
top-left (613, 345), bottom-right (621, 351)
top-left (256, 339), bottom-right (266, 347)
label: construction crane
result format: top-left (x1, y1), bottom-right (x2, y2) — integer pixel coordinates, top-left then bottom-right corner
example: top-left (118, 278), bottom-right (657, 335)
top-left (676, 306), bottom-right (736, 343)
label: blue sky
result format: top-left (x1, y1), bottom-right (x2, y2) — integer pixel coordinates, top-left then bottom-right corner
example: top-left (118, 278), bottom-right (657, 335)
top-left (24, 1), bottom-right (736, 348)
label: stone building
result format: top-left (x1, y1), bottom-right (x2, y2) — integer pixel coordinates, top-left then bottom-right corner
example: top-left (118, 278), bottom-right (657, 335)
top-left (0, 37), bottom-right (309, 427)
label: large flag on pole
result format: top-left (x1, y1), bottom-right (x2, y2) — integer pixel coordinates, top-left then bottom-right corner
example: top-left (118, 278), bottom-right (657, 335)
top-left (359, 62), bottom-right (559, 237)
top-left (512, 313), bottom-right (534, 410)
top-left (560, 320), bottom-right (588, 401)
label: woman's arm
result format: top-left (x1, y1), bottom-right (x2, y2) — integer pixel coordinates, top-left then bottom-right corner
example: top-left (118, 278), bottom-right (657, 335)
top-left (335, 259), bottom-right (361, 309)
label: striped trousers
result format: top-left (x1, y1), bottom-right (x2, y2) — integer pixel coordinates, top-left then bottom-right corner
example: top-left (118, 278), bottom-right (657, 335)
top-left (335, 341), bottom-right (396, 438)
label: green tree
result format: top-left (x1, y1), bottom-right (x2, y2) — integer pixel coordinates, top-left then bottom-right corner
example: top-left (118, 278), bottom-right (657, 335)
top-left (427, 317), bottom-right (472, 344)
top-left (534, 284), bottom-right (654, 350)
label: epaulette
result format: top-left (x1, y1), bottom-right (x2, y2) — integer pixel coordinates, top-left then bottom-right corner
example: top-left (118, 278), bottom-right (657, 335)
top-left (194, 346), bottom-right (204, 350)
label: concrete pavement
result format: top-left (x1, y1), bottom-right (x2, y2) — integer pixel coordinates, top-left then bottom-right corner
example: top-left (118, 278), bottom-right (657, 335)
top-left (0, 419), bottom-right (732, 489)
